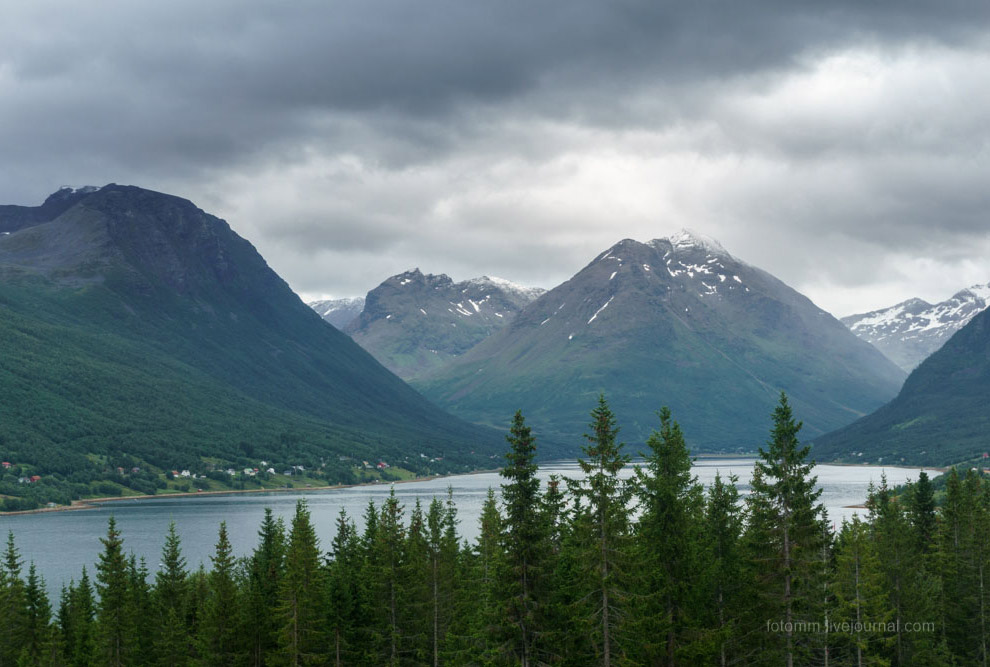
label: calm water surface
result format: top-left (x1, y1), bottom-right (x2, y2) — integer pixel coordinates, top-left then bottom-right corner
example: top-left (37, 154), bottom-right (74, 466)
top-left (1, 459), bottom-right (927, 595)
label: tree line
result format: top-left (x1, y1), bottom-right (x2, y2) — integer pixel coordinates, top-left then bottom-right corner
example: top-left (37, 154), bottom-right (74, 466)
top-left (1, 393), bottom-right (987, 665)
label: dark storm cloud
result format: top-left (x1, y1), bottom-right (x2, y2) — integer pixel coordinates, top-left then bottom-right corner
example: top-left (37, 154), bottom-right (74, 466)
top-left (2, 0), bottom-right (989, 314)
top-left (2, 0), bottom-right (986, 183)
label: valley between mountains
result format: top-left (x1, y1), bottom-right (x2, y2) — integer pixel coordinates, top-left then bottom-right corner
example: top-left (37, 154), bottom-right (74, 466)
top-left (1, 184), bottom-right (986, 509)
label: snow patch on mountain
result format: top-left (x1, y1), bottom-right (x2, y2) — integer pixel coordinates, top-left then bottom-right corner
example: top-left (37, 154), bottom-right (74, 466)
top-left (842, 284), bottom-right (990, 371)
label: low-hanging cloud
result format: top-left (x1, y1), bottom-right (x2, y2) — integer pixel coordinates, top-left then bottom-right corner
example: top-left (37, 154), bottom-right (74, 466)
top-left (1, 0), bottom-right (989, 315)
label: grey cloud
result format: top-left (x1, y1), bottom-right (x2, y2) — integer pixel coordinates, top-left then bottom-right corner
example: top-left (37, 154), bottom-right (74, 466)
top-left (2, 0), bottom-right (990, 316)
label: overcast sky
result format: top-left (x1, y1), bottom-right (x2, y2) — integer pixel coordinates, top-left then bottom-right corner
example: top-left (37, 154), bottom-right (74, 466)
top-left (2, 1), bottom-right (989, 316)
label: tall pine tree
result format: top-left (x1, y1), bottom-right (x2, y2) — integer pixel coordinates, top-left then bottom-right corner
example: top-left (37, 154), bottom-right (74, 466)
top-left (499, 410), bottom-right (547, 666)
top-left (743, 393), bottom-right (826, 667)
top-left (278, 500), bottom-right (326, 666)
top-left (631, 406), bottom-right (706, 665)
top-left (197, 522), bottom-right (239, 666)
top-left (567, 394), bottom-right (633, 667)
top-left (95, 517), bottom-right (135, 667)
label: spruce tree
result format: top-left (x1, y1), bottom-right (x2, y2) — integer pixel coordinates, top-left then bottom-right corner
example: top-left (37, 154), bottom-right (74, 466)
top-left (243, 508), bottom-right (286, 667)
top-left (326, 509), bottom-right (358, 666)
top-left (197, 522), bottom-right (239, 666)
top-left (153, 521), bottom-right (190, 667)
top-left (278, 500), bottom-right (325, 666)
top-left (95, 517), bottom-right (134, 667)
top-left (0, 531), bottom-right (28, 665)
top-left (368, 489), bottom-right (406, 666)
top-left (22, 563), bottom-right (54, 666)
top-left (128, 555), bottom-right (154, 660)
top-left (832, 515), bottom-right (891, 666)
top-left (939, 469), bottom-right (988, 663)
top-left (704, 472), bottom-right (744, 667)
top-left (743, 393), bottom-right (826, 667)
top-left (631, 406), bottom-right (705, 665)
top-left (907, 471), bottom-right (937, 557)
top-left (567, 394), bottom-right (632, 667)
top-left (424, 496), bottom-right (454, 667)
top-left (67, 569), bottom-right (96, 667)
top-left (404, 499), bottom-right (433, 662)
top-left (465, 487), bottom-right (505, 663)
top-left (499, 410), bottom-right (546, 666)
top-left (870, 476), bottom-right (942, 665)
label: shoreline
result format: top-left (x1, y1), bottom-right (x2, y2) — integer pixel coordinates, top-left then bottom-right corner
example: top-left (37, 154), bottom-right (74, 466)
top-left (0, 468), bottom-right (501, 517)
top-left (1, 458), bottom-right (945, 518)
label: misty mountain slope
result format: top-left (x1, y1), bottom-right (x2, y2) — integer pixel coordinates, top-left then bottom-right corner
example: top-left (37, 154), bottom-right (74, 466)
top-left (415, 231), bottom-right (906, 451)
top-left (310, 296), bottom-right (365, 329)
top-left (0, 185), bottom-right (500, 490)
top-left (343, 269), bottom-right (545, 380)
top-left (815, 305), bottom-right (990, 466)
top-left (842, 284), bottom-right (990, 371)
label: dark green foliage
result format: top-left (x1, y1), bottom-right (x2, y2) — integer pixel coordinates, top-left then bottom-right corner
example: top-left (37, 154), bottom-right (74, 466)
top-left (869, 477), bottom-right (944, 664)
top-left (742, 393), bottom-right (827, 666)
top-left (907, 470), bottom-right (938, 557)
top-left (498, 410), bottom-right (546, 666)
top-left (703, 472), bottom-right (744, 666)
top-left (278, 501), bottom-right (325, 665)
top-left (65, 569), bottom-right (97, 667)
top-left (0, 532), bottom-right (28, 665)
top-left (566, 395), bottom-right (633, 666)
top-left (9, 398), bottom-right (990, 666)
top-left (630, 406), bottom-right (706, 664)
top-left (326, 509), bottom-right (359, 666)
top-left (153, 522), bottom-right (190, 666)
top-left (0, 185), bottom-right (501, 507)
top-left (95, 517), bottom-right (135, 667)
top-left (831, 516), bottom-right (891, 665)
top-left (197, 522), bottom-right (239, 666)
top-left (22, 562), bottom-right (54, 665)
top-left (244, 508), bottom-right (286, 666)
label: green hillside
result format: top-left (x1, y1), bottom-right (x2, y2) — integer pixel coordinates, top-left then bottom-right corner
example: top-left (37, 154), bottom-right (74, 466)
top-left (814, 305), bottom-right (990, 466)
top-left (0, 186), bottom-right (500, 509)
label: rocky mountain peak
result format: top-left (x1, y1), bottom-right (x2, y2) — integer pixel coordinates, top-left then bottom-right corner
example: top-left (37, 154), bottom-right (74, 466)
top-left (842, 282), bottom-right (990, 371)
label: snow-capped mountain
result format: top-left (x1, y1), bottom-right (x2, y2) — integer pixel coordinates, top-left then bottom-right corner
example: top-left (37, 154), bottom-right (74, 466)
top-left (343, 269), bottom-right (545, 380)
top-left (309, 296), bottom-right (365, 330)
top-left (416, 230), bottom-right (906, 451)
top-left (841, 284), bottom-right (990, 371)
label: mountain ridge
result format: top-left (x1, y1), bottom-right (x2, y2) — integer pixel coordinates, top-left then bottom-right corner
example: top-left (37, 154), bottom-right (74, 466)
top-left (0, 185), bottom-right (500, 507)
top-left (342, 268), bottom-right (545, 380)
top-left (816, 303), bottom-right (990, 466)
top-left (415, 231), bottom-right (906, 451)
top-left (842, 283), bottom-right (990, 371)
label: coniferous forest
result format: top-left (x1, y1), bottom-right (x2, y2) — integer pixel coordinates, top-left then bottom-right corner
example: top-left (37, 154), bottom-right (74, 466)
top-left (1, 394), bottom-right (987, 666)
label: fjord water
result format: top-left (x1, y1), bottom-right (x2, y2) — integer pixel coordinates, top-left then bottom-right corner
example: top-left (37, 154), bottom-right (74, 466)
top-left (3, 459), bottom-right (925, 594)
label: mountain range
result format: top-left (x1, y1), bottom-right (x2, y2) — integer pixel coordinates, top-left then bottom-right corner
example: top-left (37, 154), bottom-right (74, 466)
top-left (0, 185), bottom-right (499, 507)
top-left (816, 302), bottom-right (990, 466)
top-left (411, 231), bottom-right (906, 450)
top-left (842, 284), bottom-right (990, 371)
top-left (338, 270), bottom-right (544, 380)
